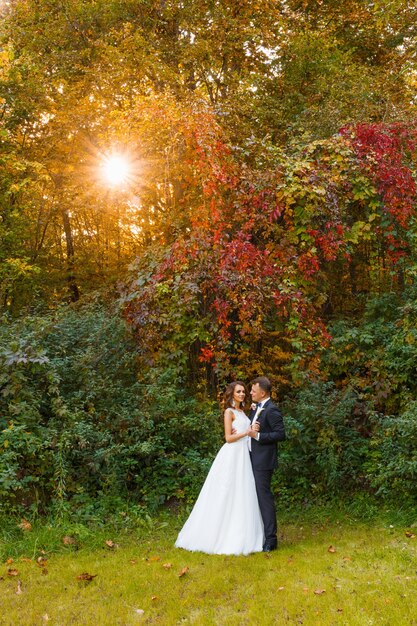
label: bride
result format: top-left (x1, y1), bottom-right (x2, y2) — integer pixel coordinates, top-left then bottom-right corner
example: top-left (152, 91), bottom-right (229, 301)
top-left (175, 381), bottom-right (264, 555)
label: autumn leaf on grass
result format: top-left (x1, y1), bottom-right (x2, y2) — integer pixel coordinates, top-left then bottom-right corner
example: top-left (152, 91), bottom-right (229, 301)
top-left (20, 557), bottom-right (33, 563)
top-left (405, 531), bottom-right (416, 539)
top-left (151, 595), bottom-right (159, 601)
top-left (314, 589), bottom-right (326, 595)
top-left (162, 563), bottom-right (172, 569)
top-left (37, 557), bottom-right (47, 568)
top-left (62, 535), bottom-right (78, 547)
top-left (328, 545), bottom-right (337, 553)
top-left (16, 580), bottom-right (23, 595)
top-left (76, 572), bottom-right (97, 582)
top-left (179, 566), bottom-right (189, 578)
top-left (18, 519), bottom-right (32, 532)
top-left (7, 568), bottom-right (19, 577)
top-left (148, 556), bottom-right (160, 562)
top-left (134, 609), bottom-right (144, 616)
top-left (5, 558), bottom-right (13, 565)
top-left (105, 540), bottom-right (119, 549)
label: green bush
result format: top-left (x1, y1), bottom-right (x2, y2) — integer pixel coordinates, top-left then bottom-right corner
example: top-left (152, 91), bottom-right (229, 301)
top-left (365, 403), bottom-right (417, 503)
top-left (0, 301), bottom-right (221, 516)
top-left (277, 381), bottom-right (370, 500)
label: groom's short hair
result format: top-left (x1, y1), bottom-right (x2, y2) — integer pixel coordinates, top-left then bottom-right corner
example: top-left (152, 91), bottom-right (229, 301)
top-left (251, 376), bottom-right (272, 394)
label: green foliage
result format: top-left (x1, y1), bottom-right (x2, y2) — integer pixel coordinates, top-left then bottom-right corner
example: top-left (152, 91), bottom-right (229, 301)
top-left (278, 382), bottom-right (369, 500)
top-left (366, 404), bottom-right (417, 502)
top-left (0, 300), bottom-right (221, 516)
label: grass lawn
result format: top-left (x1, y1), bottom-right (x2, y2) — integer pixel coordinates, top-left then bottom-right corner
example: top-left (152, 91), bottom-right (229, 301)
top-left (0, 507), bottom-right (416, 625)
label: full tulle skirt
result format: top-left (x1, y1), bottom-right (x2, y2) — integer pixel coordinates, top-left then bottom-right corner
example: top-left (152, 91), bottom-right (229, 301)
top-left (175, 438), bottom-right (264, 556)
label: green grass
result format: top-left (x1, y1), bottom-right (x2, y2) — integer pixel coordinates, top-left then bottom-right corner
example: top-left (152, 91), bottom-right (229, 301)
top-left (1, 507), bottom-right (417, 625)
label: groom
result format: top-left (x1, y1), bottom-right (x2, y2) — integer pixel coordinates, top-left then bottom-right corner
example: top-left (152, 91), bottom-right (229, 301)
top-left (247, 376), bottom-right (286, 552)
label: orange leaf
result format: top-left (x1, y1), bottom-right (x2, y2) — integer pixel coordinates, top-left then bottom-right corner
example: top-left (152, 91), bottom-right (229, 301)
top-left (62, 535), bottom-right (78, 546)
top-left (405, 531), bottom-right (416, 539)
top-left (314, 589), bottom-right (326, 595)
top-left (179, 566), bottom-right (189, 577)
top-left (7, 568), bottom-right (19, 576)
top-left (328, 545), bottom-right (336, 553)
top-left (162, 563), bottom-right (172, 569)
top-left (6, 558), bottom-right (13, 565)
top-left (76, 572), bottom-right (97, 581)
top-left (18, 519), bottom-right (32, 532)
top-left (151, 595), bottom-right (159, 601)
top-left (105, 539), bottom-right (119, 549)
top-left (148, 556), bottom-right (161, 562)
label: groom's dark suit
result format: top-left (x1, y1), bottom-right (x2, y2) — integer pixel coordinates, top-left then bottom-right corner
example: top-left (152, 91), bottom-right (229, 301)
top-left (249, 398), bottom-right (285, 547)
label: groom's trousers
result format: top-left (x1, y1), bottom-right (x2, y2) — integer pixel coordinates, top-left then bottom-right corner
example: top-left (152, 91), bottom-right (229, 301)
top-left (252, 468), bottom-right (277, 542)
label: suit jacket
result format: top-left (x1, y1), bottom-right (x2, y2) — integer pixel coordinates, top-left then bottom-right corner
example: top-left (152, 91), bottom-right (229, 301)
top-left (249, 399), bottom-right (286, 471)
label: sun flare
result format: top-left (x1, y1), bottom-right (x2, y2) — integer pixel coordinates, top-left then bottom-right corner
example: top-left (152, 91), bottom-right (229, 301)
top-left (101, 154), bottom-right (131, 186)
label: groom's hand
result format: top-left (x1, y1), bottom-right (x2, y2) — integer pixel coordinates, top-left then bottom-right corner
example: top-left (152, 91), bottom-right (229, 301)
top-left (251, 422), bottom-right (260, 432)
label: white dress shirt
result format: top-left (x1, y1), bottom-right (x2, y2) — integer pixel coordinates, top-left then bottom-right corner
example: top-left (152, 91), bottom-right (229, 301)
top-left (249, 397), bottom-right (270, 449)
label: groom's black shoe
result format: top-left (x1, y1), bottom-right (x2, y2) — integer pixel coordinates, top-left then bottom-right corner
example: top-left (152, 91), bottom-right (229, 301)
top-left (263, 540), bottom-right (277, 552)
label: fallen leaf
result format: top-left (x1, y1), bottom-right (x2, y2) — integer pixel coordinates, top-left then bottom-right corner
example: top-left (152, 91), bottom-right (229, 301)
top-left (7, 568), bottom-right (19, 577)
top-left (314, 589), bottom-right (326, 595)
top-left (105, 539), bottom-right (119, 549)
top-left (148, 555), bottom-right (160, 562)
top-left (278, 586), bottom-right (285, 591)
top-left (16, 580), bottom-right (23, 595)
top-left (18, 519), bottom-right (32, 532)
top-left (76, 572), bottom-right (97, 581)
top-left (328, 545), bottom-right (337, 553)
top-left (41, 568), bottom-right (48, 575)
top-left (134, 609), bottom-right (144, 615)
top-left (37, 557), bottom-right (47, 568)
top-left (20, 557), bottom-right (33, 563)
top-left (151, 595), bottom-right (159, 601)
top-left (62, 535), bottom-right (78, 546)
top-left (342, 556), bottom-right (352, 561)
top-left (405, 531), bottom-right (416, 539)
top-left (6, 558), bottom-right (13, 565)
top-left (130, 559), bottom-right (137, 565)
top-left (337, 608), bottom-right (343, 613)
top-left (162, 563), bottom-right (172, 569)
top-left (179, 566), bottom-right (189, 577)
top-left (42, 615), bottom-right (49, 623)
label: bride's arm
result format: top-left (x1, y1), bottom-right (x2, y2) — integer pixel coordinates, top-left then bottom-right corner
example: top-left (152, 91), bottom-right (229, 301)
top-left (224, 409), bottom-right (250, 443)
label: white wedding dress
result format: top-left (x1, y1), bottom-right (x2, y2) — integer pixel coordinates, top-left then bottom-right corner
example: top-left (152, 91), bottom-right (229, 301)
top-left (175, 409), bottom-right (264, 555)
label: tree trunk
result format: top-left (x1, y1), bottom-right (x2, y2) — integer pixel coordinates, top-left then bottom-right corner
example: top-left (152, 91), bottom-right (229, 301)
top-left (61, 207), bottom-right (80, 302)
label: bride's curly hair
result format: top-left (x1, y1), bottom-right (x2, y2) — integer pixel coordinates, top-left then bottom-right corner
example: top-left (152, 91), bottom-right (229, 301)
top-left (222, 381), bottom-right (248, 411)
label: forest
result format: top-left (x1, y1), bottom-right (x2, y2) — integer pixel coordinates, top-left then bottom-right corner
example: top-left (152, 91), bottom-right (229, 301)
top-left (1, 0), bottom-right (417, 518)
